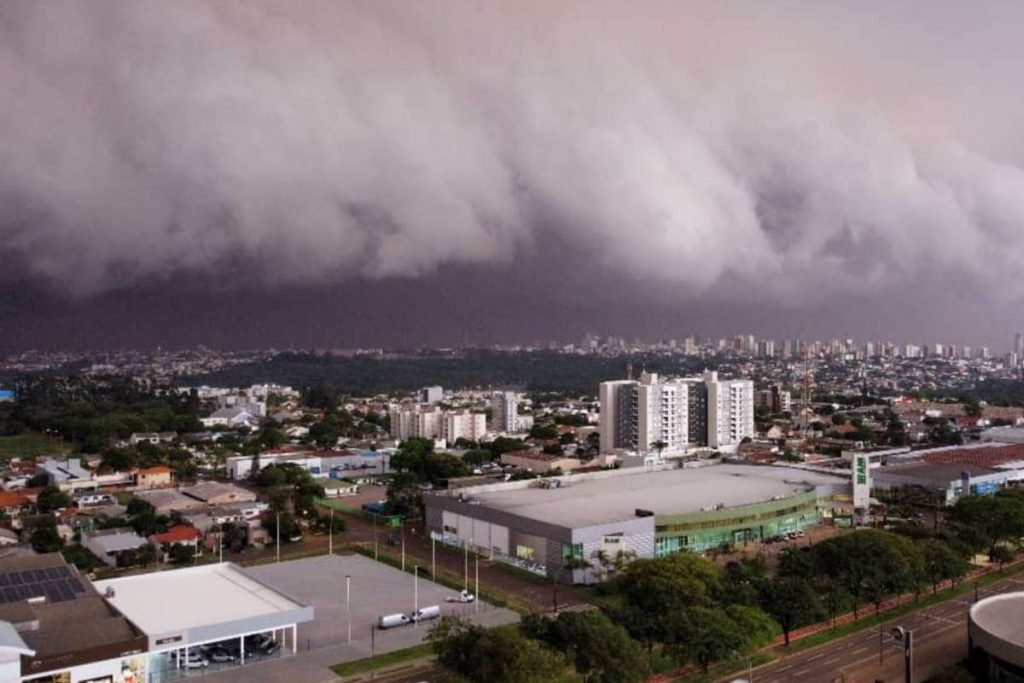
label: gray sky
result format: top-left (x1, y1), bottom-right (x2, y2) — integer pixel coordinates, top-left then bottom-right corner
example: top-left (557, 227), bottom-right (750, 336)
top-left (3, 1), bottom-right (1024, 350)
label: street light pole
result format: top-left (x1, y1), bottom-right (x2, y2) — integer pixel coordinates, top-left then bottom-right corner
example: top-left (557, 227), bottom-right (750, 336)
top-left (373, 513), bottom-right (379, 561)
top-left (475, 552), bottom-right (479, 614)
top-left (276, 511), bottom-right (281, 563)
top-left (346, 574), bottom-right (352, 644)
top-left (329, 507), bottom-right (334, 555)
top-left (432, 536), bottom-right (436, 581)
top-left (414, 564), bottom-right (419, 627)
top-left (464, 539), bottom-right (470, 591)
top-left (401, 521), bottom-right (406, 571)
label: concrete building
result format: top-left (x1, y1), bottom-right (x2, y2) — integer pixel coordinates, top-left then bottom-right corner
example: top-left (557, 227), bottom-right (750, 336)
top-left (490, 391), bottom-right (519, 433)
top-left (599, 371), bottom-right (754, 455)
top-left (440, 409), bottom-right (487, 444)
top-left (499, 451), bottom-right (584, 474)
top-left (425, 464), bottom-right (848, 583)
top-left (420, 386), bottom-right (444, 404)
top-left (969, 592), bottom-right (1024, 681)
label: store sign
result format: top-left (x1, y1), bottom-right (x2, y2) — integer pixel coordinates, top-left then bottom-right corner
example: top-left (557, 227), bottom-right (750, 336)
top-left (853, 454), bottom-right (870, 509)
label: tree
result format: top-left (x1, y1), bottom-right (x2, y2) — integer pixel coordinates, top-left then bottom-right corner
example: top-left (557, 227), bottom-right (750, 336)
top-left (760, 576), bottom-right (823, 646)
top-left (665, 607), bottom-right (743, 674)
top-left (522, 611), bottom-right (650, 683)
top-left (126, 497), bottom-right (155, 516)
top-left (36, 485), bottom-right (72, 513)
top-left (30, 524), bottom-right (64, 553)
top-left (462, 449), bottom-right (494, 467)
top-left (529, 423), bottom-right (559, 440)
top-left (167, 543), bottom-right (195, 565)
top-left (919, 539), bottom-right (970, 593)
top-left (429, 617), bottom-right (568, 683)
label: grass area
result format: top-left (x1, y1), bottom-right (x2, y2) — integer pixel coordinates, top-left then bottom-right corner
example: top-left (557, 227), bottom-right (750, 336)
top-left (331, 642), bottom-right (434, 679)
top-left (0, 432), bottom-right (70, 461)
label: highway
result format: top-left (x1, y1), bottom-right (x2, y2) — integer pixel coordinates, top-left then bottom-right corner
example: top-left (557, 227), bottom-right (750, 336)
top-left (735, 573), bottom-right (1024, 683)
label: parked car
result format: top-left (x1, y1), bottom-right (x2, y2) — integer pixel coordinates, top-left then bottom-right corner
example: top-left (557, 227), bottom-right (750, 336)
top-left (378, 613), bottom-right (412, 629)
top-left (446, 590), bottom-right (475, 603)
top-left (411, 605), bottom-right (441, 623)
top-left (207, 647), bottom-right (235, 663)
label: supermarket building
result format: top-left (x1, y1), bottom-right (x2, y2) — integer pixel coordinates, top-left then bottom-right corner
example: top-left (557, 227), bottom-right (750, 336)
top-left (424, 464), bottom-right (849, 583)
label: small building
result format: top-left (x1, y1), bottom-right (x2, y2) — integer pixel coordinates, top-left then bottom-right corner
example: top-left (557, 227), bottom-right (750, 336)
top-left (136, 489), bottom-right (206, 514)
top-left (500, 450), bottom-right (583, 474)
top-left (0, 492), bottom-right (30, 516)
top-left (150, 526), bottom-right (203, 560)
top-left (135, 465), bottom-right (173, 489)
top-left (182, 482), bottom-right (258, 506)
top-left (321, 479), bottom-right (359, 498)
top-left (82, 528), bottom-right (149, 566)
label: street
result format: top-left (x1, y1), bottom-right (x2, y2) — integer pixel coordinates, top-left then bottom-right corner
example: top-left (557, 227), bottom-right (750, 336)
top-left (738, 573), bottom-right (1024, 683)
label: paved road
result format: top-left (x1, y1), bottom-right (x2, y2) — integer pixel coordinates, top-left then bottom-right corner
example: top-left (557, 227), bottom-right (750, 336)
top-left (737, 573), bottom-right (1024, 683)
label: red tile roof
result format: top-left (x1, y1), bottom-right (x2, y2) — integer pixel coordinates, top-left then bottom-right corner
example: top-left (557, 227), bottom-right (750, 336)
top-left (150, 526), bottom-right (202, 545)
top-left (137, 466), bottom-right (172, 476)
top-left (0, 492), bottom-right (30, 508)
top-left (920, 444), bottom-right (1024, 467)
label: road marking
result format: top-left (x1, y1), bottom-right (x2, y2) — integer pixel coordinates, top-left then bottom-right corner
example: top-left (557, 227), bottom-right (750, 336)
top-left (793, 669), bottom-right (810, 677)
top-left (823, 657), bottom-right (841, 666)
top-left (851, 646), bottom-right (869, 655)
top-left (775, 664), bottom-right (792, 672)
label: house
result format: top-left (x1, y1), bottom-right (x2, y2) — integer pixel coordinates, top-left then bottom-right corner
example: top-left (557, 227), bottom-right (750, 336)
top-left (128, 432), bottom-right (176, 446)
top-left (0, 491), bottom-right (31, 516)
top-left (81, 528), bottom-right (149, 566)
top-left (149, 525), bottom-right (203, 560)
top-left (134, 465), bottom-right (173, 489)
top-left (321, 479), bottom-right (359, 498)
top-left (135, 489), bottom-right (205, 514)
top-left (181, 482), bottom-right (258, 506)
top-left (200, 407), bottom-right (259, 429)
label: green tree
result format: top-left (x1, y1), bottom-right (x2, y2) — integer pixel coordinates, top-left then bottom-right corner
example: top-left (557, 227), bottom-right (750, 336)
top-left (36, 485), bottom-right (72, 513)
top-left (126, 497), bottom-right (155, 516)
top-left (919, 539), bottom-right (970, 593)
top-left (429, 618), bottom-right (568, 683)
top-left (521, 611), bottom-right (649, 683)
top-left (30, 524), bottom-right (64, 553)
top-left (949, 494), bottom-right (1024, 560)
top-left (760, 576), bottom-right (823, 646)
top-left (167, 543), bottom-right (195, 565)
top-left (665, 607), bottom-right (742, 674)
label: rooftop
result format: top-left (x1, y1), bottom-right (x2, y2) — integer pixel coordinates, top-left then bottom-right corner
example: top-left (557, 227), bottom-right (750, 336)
top-left (918, 444), bottom-right (1024, 468)
top-left (94, 562), bottom-right (305, 637)
top-left (446, 464), bottom-right (846, 528)
top-left (971, 592), bottom-right (1024, 651)
top-left (874, 461), bottom-right (1000, 485)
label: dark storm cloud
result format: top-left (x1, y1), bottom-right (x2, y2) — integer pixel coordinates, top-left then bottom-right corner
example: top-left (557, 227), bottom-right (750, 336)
top-left (3, 1), bottom-right (1024, 310)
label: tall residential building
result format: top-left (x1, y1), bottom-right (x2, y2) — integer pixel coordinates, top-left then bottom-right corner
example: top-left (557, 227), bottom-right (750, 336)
top-left (441, 410), bottom-right (487, 444)
top-left (389, 404), bottom-right (442, 441)
top-left (490, 391), bottom-right (519, 433)
top-left (599, 370), bottom-right (753, 454)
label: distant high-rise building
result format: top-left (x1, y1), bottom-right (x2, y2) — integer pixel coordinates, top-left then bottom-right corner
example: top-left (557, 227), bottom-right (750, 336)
top-left (420, 386), bottom-right (443, 404)
top-left (441, 410), bottom-right (487, 444)
top-left (490, 391), bottom-right (519, 433)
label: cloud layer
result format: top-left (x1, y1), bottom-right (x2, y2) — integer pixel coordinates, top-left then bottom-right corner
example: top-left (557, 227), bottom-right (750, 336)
top-left (3, 1), bottom-right (1024, 305)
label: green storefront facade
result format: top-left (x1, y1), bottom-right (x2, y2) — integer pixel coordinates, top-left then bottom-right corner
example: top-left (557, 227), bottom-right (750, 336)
top-left (654, 490), bottom-right (821, 555)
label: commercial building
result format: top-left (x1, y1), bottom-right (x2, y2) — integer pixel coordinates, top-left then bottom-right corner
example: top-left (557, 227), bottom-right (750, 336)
top-left (425, 464), bottom-right (848, 583)
top-left (969, 592), bottom-right (1024, 681)
top-left (599, 371), bottom-right (754, 455)
top-left (868, 443), bottom-right (1024, 505)
top-left (490, 391), bottom-right (519, 434)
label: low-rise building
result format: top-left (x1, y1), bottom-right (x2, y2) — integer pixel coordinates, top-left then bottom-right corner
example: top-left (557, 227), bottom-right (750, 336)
top-left (500, 450), bottom-right (583, 474)
top-left (135, 465), bottom-right (173, 489)
top-left (182, 482), bottom-right (257, 506)
top-left (82, 528), bottom-right (150, 566)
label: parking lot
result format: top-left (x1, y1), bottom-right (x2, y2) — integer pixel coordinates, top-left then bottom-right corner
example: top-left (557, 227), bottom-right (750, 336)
top-left (245, 553), bottom-right (518, 664)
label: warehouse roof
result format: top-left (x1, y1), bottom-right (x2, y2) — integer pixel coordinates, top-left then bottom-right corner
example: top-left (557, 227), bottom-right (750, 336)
top-left (451, 464), bottom-right (845, 528)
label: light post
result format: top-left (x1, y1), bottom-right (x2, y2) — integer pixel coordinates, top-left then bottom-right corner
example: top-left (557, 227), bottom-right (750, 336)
top-left (329, 507), bottom-right (334, 555)
top-left (432, 535), bottom-right (436, 581)
top-left (475, 551), bottom-right (479, 614)
top-left (464, 539), bottom-right (471, 591)
top-left (414, 564), bottom-right (419, 628)
top-left (276, 511), bottom-right (281, 563)
top-left (891, 626), bottom-right (913, 683)
top-left (401, 520), bottom-right (406, 571)
top-left (346, 574), bottom-right (352, 644)
top-left (373, 512), bottom-right (379, 561)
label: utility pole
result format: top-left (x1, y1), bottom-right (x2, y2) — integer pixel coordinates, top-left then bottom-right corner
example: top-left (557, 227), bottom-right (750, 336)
top-left (276, 511), bottom-right (281, 563)
top-left (464, 539), bottom-right (470, 591)
top-left (475, 552), bottom-right (479, 614)
top-left (346, 574), bottom-right (352, 644)
top-left (414, 565), bottom-right (419, 627)
top-left (329, 507), bottom-right (334, 555)
top-left (373, 513), bottom-right (378, 561)
top-left (432, 536), bottom-right (436, 581)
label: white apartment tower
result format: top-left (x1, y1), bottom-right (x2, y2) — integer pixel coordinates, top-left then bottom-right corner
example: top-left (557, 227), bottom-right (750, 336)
top-left (490, 391), bottom-right (519, 433)
top-left (441, 410), bottom-right (487, 443)
top-left (599, 370), bottom-right (754, 455)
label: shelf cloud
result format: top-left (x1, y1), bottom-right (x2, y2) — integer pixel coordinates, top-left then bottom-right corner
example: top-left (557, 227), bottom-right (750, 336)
top-left (3, 1), bottom-right (1024, 306)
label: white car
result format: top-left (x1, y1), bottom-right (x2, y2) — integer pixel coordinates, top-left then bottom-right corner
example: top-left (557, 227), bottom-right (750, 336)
top-left (446, 589), bottom-right (475, 603)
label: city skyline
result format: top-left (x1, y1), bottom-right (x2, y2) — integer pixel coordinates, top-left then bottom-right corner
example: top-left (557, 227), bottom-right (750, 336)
top-left (6, 3), bottom-right (1024, 350)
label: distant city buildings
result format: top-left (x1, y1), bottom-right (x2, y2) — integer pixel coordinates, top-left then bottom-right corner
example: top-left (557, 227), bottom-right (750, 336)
top-left (599, 370), bottom-right (754, 456)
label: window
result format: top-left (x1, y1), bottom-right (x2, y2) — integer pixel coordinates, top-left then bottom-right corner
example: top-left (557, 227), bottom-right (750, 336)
top-left (561, 542), bottom-right (583, 562)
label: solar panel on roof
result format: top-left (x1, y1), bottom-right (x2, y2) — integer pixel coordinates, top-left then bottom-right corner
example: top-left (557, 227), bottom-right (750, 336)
top-left (68, 578), bottom-right (83, 592)
top-left (1, 588), bottom-right (16, 603)
top-left (7, 573), bottom-right (22, 586)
